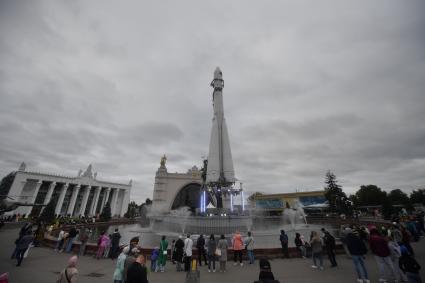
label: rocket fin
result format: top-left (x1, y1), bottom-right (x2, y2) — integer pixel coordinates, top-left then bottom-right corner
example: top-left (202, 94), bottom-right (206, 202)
top-left (206, 117), bottom-right (220, 183)
top-left (221, 118), bottom-right (235, 182)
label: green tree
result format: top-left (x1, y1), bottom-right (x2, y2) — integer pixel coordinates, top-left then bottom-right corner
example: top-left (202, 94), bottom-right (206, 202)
top-left (99, 203), bottom-right (112, 222)
top-left (388, 189), bottom-right (410, 205)
top-left (125, 201), bottom-right (138, 218)
top-left (324, 171), bottom-right (351, 214)
top-left (39, 198), bottom-right (57, 224)
top-left (410, 189), bottom-right (425, 205)
top-left (354, 185), bottom-right (387, 206)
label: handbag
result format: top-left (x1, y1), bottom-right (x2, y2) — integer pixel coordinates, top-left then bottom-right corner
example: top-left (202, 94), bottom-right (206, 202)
top-left (215, 248), bottom-right (221, 256)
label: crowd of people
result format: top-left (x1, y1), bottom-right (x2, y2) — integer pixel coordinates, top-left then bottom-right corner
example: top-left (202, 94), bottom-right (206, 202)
top-left (5, 211), bottom-right (424, 283)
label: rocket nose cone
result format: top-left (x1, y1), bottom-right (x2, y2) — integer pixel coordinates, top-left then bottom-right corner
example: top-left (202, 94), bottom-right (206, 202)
top-left (214, 67), bottom-right (222, 79)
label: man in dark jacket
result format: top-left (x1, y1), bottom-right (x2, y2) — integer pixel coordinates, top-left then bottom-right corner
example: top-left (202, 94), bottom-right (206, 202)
top-left (16, 231), bottom-right (34, 266)
top-left (110, 228), bottom-right (121, 259)
top-left (175, 235), bottom-right (185, 271)
top-left (196, 234), bottom-right (208, 266)
top-left (279, 230), bottom-right (289, 258)
top-left (399, 245), bottom-right (422, 283)
top-left (345, 228), bottom-right (370, 283)
top-left (126, 254), bottom-right (148, 283)
top-left (322, 229), bottom-right (337, 267)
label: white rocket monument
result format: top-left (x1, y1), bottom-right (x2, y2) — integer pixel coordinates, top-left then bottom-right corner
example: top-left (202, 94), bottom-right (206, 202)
top-left (206, 67), bottom-right (236, 186)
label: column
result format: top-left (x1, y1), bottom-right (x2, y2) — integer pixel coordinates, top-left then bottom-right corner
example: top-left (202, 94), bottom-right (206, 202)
top-left (67, 185), bottom-right (81, 216)
top-left (110, 188), bottom-right (118, 217)
top-left (43, 182), bottom-right (56, 205)
top-left (25, 181), bottom-right (42, 217)
top-left (55, 183), bottom-right (68, 215)
top-left (78, 186), bottom-right (91, 216)
top-left (120, 189), bottom-right (130, 217)
top-left (102, 187), bottom-right (111, 210)
top-left (90, 186), bottom-right (101, 216)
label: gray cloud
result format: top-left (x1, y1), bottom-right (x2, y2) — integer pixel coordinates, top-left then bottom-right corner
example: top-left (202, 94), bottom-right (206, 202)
top-left (1, 0), bottom-right (425, 203)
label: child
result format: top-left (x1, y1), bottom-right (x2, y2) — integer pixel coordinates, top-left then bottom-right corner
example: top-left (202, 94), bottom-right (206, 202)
top-left (151, 247), bottom-right (159, 272)
top-left (399, 245), bottom-right (422, 283)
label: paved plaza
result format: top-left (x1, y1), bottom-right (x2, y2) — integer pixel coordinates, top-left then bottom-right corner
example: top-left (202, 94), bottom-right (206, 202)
top-left (0, 227), bottom-right (423, 283)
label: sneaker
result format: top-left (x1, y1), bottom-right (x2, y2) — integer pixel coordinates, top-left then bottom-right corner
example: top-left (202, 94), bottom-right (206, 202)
top-left (213, 270), bottom-right (216, 273)
top-left (311, 265), bottom-right (318, 269)
top-left (363, 280), bottom-right (370, 283)
top-left (378, 279), bottom-right (387, 283)
top-left (233, 262), bottom-right (238, 266)
top-left (319, 266), bottom-right (324, 270)
top-left (208, 270), bottom-right (211, 273)
top-left (240, 263), bottom-right (243, 267)
top-left (356, 279), bottom-right (363, 283)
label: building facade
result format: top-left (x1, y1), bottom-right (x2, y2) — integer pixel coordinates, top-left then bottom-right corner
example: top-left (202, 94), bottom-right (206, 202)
top-left (253, 190), bottom-right (327, 214)
top-left (152, 157), bottom-right (202, 213)
top-left (5, 163), bottom-right (131, 217)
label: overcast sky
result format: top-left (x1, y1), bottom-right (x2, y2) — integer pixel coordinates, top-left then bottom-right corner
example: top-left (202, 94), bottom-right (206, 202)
top-left (1, 0), bottom-right (424, 203)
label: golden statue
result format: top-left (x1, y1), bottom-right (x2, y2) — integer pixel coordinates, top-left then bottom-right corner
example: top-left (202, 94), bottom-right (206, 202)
top-left (160, 154), bottom-right (167, 167)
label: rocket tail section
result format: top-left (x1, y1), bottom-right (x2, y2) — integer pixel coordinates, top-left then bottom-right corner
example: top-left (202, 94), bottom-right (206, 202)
top-left (206, 117), bottom-right (220, 183)
top-left (221, 118), bottom-right (235, 183)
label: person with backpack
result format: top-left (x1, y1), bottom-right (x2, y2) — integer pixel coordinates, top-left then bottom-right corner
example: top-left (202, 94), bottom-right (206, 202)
top-left (56, 255), bottom-right (78, 283)
top-left (399, 245), bottom-right (422, 283)
top-left (322, 228), bottom-right (337, 267)
top-left (279, 230), bottom-right (289, 258)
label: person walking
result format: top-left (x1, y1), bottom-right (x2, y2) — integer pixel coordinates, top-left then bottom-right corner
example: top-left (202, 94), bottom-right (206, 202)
top-left (196, 234), bottom-right (208, 266)
top-left (345, 228), bottom-right (370, 283)
top-left (245, 231), bottom-right (255, 264)
top-left (110, 229), bottom-right (122, 259)
top-left (310, 231), bottom-right (324, 270)
top-left (399, 245), bottom-right (422, 283)
top-left (232, 231), bottom-right (244, 266)
top-left (15, 231), bottom-right (34, 267)
top-left (207, 234), bottom-right (217, 272)
top-left (175, 235), bottom-right (185, 271)
top-left (295, 233), bottom-right (306, 258)
top-left (279, 230), bottom-right (289, 258)
top-left (322, 229), bottom-right (337, 267)
top-left (11, 222), bottom-right (32, 259)
top-left (388, 236), bottom-right (408, 282)
top-left (56, 255), bottom-right (78, 283)
top-left (369, 228), bottom-right (396, 283)
top-left (183, 234), bottom-right (193, 272)
top-left (158, 235), bottom-right (168, 272)
top-left (217, 234), bottom-right (228, 273)
top-left (113, 246), bottom-right (130, 283)
top-left (65, 226), bottom-right (79, 253)
top-left (126, 254), bottom-right (148, 283)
